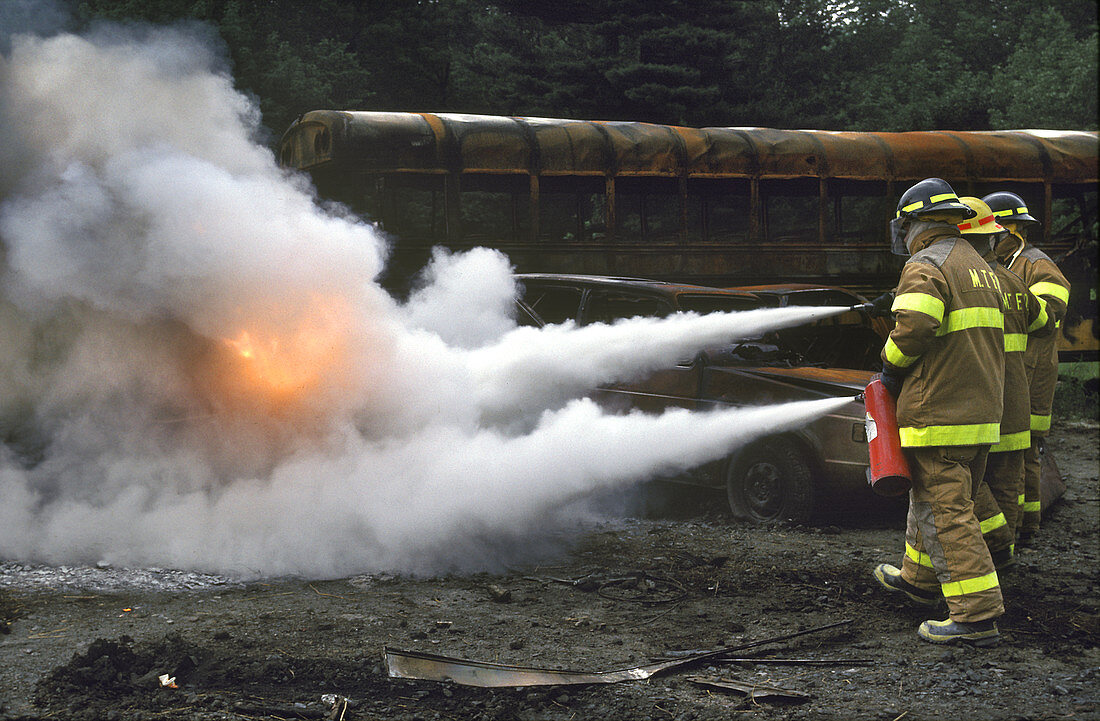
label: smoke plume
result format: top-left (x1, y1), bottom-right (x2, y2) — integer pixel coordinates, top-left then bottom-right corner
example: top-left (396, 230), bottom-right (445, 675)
top-left (0, 24), bottom-right (861, 578)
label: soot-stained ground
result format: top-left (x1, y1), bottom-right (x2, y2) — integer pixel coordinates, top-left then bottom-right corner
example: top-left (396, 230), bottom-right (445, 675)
top-left (0, 422), bottom-right (1096, 721)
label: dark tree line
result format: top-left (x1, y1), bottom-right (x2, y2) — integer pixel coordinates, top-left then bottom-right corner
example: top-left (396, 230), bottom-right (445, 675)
top-left (70, 0), bottom-right (1098, 142)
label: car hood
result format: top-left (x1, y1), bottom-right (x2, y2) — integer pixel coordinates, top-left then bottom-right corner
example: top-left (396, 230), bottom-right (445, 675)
top-left (723, 366), bottom-right (874, 396)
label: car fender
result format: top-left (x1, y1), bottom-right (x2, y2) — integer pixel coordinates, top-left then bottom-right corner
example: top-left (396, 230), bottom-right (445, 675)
top-left (701, 365), bottom-right (869, 482)
top-left (723, 429), bottom-right (824, 479)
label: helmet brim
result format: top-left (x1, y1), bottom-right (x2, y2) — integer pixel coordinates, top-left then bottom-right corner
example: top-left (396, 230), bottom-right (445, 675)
top-left (902, 200), bottom-right (976, 221)
top-left (993, 211), bottom-right (1039, 224)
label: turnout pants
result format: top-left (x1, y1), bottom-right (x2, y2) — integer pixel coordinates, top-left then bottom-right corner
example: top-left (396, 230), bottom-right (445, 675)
top-left (1019, 439), bottom-right (1043, 535)
top-left (899, 445), bottom-right (1004, 623)
top-left (976, 449), bottom-right (1025, 554)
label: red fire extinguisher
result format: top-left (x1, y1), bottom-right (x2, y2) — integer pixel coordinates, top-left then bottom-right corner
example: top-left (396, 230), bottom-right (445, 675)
top-left (861, 374), bottom-right (912, 496)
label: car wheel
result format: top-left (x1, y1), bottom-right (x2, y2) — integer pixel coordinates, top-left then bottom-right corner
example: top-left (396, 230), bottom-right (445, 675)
top-left (726, 437), bottom-right (814, 524)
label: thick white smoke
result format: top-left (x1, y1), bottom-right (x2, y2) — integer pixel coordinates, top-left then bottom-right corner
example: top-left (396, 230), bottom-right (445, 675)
top-left (0, 24), bottom-right (860, 578)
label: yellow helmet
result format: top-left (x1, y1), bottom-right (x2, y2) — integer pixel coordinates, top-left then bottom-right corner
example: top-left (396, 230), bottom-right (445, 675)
top-left (957, 197), bottom-right (1004, 235)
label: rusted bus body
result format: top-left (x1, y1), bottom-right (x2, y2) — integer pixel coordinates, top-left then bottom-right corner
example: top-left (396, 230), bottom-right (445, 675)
top-left (277, 112), bottom-right (1098, 363)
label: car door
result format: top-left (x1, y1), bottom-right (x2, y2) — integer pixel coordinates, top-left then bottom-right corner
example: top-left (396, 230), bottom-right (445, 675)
top-left (522, 283), bottom-right (584, 325)
top-left (580, 288), bottom-right (702, 412)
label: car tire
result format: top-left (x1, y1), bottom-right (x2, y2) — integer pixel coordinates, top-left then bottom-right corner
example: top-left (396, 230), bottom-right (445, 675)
top-left (726, 437), bottom-right (814, 524)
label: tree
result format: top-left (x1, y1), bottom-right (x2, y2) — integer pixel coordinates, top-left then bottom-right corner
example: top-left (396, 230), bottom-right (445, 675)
top-left (66, 0), bottom-right (1098, 136)
top-left (988, 7), bottom-right (1098, 130)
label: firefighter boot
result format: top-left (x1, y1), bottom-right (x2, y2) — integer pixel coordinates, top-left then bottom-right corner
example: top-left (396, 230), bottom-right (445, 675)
top-left (918, 618), bottom-right (1000, 647)
top-left (991, 547), bottom-right (1016, 571)
top-left (873, 564), bottom-right (939, 606)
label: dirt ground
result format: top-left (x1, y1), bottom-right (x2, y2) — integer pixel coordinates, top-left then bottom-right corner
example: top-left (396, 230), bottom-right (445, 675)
top-left (1, 422), bottom-right (1097, 721)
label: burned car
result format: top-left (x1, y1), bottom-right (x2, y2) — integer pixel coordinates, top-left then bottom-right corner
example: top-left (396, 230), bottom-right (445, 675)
top-left (730, 284), bottom-right (888, 371)
top-left (516, 274), bottom-right (875, 524)
top-left (521, 273), bottom-right (763, 324)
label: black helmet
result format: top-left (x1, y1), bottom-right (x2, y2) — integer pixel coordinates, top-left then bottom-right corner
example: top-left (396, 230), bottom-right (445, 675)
top-left (890, 178), bottom-right (975, 255)
top-left (981, 191), bottom-right (1039, 224)
top-left (896, 178), bottom-right (976, 220)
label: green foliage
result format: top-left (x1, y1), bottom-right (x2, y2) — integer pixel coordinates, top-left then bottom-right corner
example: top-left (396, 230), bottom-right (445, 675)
top-left (1053, 373), bottom-right (1099, 423)
top-left (67, 0), bottom-right (1098, 138)
top-left (988, 8), bottom-right (1099, 129)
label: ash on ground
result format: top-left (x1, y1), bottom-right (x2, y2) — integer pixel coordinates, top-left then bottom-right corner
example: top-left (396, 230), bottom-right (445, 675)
top-left (1, 423), bottom-right (1097, 721)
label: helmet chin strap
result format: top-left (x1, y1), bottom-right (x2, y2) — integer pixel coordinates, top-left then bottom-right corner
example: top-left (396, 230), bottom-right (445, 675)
top-left (1007, 234), bottom-right (1026, 267)
top-left (998, 226), bottom-right (1029, 266)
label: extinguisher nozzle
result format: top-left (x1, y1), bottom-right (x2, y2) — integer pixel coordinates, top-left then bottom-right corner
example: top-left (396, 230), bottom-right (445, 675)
top-left (854, 392), bottom-right (865, 403)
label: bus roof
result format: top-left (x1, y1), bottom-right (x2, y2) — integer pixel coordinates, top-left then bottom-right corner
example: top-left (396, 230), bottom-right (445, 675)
top-left (278, 111), bottom-right (1098, 184)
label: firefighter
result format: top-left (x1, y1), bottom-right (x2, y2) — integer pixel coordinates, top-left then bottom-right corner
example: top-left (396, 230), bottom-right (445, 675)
top-left (983, 191), bottom-right (1071, 546)
top-left (872, 178), bottom-right (1006, 646)
top-left (957, 197), bottom-right (1053, 569)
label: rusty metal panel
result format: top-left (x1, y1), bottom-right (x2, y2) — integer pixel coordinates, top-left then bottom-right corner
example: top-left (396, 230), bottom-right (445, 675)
top-left (681, 127), bottom-right (759, 177)
top-left (938, 131), bottom-right (1046, 182)
top-left (726, 128), bottom-right (829, 179)
top-left (873, 131), bottom-right (974, 181)
top-left (1018, 129), bottom-right (1099, 180)
top-left (277, 111), bottom-right (1098, 185)
top-left (525, 117), bottom-right (612, 175)
top-left (807, 131), bottom-right (894, 180)
top-left (280, 110), bottom-right (441, 173)
top-left (600, 121), bottom-right (683, 176)
top-left (445, 114), bottom-right (532, 173)
top-left (276, 117), bottom-right (335, 169)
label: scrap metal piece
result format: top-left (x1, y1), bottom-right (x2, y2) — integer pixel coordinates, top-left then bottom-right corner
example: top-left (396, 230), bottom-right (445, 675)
top-left (686, 675), bottom-right (811, 702)
top-left (385, 619), bottom-right (851, 688)
top-left (707, 657), bottom-right (872, 666)
top-left (385, 648), bottom-right (660, 687)
top-left (654, 654), bottom-right (873, 664)
top-left (321, 694), bottom-right (349, 721)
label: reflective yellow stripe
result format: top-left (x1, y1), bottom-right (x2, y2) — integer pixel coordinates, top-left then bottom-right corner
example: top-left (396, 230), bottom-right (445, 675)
top-left (1031, 414), bottom-right (1051, 432)
top-left (1020, 303), bottom-right (1047, 336)
top-left (992, 209), bottom-right (1014, 217)
top-left (980, 513), bottom-right (1007, 535)
top-left (1030, 281), bottom-right (1070, 305)
top-left (1018, 493), bottom-right (1025, 506)
top-left (899, 423), bottom-right (1001, 446)
top-left (906, 542), bottom-right (935, 568)
top-left (901, 200), bottom-right (924, 213)
top-left (893, 292), bottom-right (945, 321)
top-left (930, 193), bottom-right (957, 203)
top-left (942, 570), bottom-right (999, 598)
top-left (1004, 333), bottom-right (1027, 352)
top-left (936, 306), bottom-right (1004, 335)
top-left (991, 430), bottom-right (1030, 452)
top-left (1022, 500), bottom-right (1041, 512)
top-left (884, 337), bottom-right (919, 368)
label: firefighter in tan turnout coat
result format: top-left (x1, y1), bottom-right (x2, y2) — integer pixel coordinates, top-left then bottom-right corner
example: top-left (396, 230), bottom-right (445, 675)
top-left (872, 178), bottom-right (1006, 646)
top-left (983, 191), bottom-right (1071, 545)
top-left (957, 197), bottom-right (1053, 570)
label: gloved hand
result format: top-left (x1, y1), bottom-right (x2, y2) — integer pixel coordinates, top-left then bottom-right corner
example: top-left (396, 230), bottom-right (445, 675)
top-left (869, 292), bottom-right (895, 317)
top-left (879, 370), bottom-right (904, 399)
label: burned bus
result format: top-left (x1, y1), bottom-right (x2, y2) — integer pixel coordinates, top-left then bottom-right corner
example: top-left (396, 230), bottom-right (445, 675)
top-left (276, 112), bottom-right (1097, 372)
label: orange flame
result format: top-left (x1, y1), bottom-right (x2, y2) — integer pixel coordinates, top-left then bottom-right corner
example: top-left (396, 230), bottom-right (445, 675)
top-left (222, 298), bottom-right (353, 403)
top-left (225, 331), bottom-right (298, 393)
